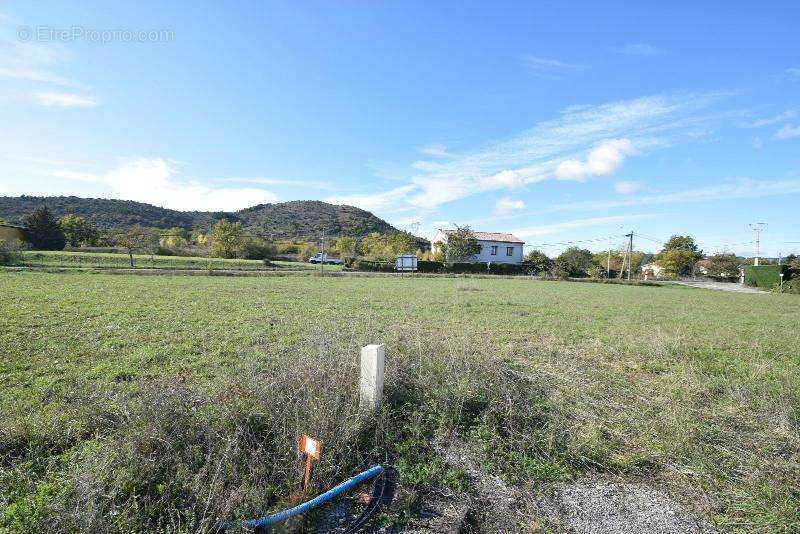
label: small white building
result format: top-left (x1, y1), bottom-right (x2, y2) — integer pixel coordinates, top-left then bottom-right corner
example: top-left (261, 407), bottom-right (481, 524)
top-left (432, 229), bottom-right (524, 265)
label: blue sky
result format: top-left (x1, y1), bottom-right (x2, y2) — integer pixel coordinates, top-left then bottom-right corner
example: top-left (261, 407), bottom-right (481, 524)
top-left (1, 1), bottom-right (798, 257)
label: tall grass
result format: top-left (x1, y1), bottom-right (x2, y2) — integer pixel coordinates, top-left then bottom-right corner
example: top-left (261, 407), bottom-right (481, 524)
top-left (2, 317), bottom-right (557, 532)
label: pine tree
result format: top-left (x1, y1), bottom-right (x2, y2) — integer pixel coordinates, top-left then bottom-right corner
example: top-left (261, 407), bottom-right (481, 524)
top-left (22, 206), bottom-right (66, 250)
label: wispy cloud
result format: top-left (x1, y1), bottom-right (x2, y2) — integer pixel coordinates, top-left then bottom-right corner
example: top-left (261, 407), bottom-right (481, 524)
top-left (337, 93), bottom-right (722, 214)
top-left (494, 197), bottom-right (526, 215)
top-left (326, 184), bottom-right (417, 212)
top-left (0, 36), bottom-right (82, 87)
top-left (35, 91), bottom-right (97, 107)
top-left (786, 67), bottom-right (800, 80)
top-left (611, 43), bottom-right (664, 56)
top-left (512, 214), bottom-right (658, 239)
top-left (215, 176), bottom-right (335, 191)
top-left (51, 158), bottom-right (278, 211)
top-left (745, 110), bottom-right (796, 127)
top-left (614, 181), bottom-right (642, 194)
top-left (522, 55), bottom-right (584, 78)
top-left (471, 178), bottom-right (800, 227)
top-left (776, 124), bottom-right (800, 139)
top-left (418, 144), bottom-right (450, 157)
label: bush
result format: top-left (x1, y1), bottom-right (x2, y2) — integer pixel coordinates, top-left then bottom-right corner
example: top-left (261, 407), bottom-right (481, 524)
top-left (744, 265), bottom-right (788, 288)
top-left (449, 262), bottom-right (488, 274)
top-left (238, 240), bottom-right (277, 260)
top-left (155, 246), bottom-right (176, 256)
top-left (0, 238), bottom-right (21, 265)
top-left (353, 259), bottom-right (394, 272)
top-left (487, 263), bottom-right (532, 275)
top-left (417, 260), bottom-right (444, 273)
top-left (276, 242), bottom-right (300, 255)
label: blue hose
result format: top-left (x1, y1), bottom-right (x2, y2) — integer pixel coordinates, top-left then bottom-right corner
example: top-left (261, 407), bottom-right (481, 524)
top-left (217, 465), bottom-right (385, 531)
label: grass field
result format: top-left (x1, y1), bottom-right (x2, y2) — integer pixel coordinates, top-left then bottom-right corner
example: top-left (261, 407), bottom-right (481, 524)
top-left (1, 271), bottom-right (798, 532)
top-left (14, 250), bottom-right (341, 272)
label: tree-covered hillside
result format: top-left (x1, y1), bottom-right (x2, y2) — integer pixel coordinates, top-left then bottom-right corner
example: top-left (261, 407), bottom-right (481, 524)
top-left (0, 196), bottom-right (397, 239)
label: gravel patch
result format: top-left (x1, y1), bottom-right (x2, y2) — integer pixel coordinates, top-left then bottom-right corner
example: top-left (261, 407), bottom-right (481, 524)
top-left (536, 480), bottom-right (718, 534)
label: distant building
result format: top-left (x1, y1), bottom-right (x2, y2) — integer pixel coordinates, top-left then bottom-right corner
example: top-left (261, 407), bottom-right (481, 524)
top-left (432, 229), bottom-right (524, 265)
top-left (0, 223), bottom-right (24, 243)
top-left (642, 262), bottom-right (664, 279)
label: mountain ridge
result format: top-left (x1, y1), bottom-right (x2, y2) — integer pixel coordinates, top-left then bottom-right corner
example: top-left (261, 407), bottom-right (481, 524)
top-left (0, 196), bottom-right (398, 239)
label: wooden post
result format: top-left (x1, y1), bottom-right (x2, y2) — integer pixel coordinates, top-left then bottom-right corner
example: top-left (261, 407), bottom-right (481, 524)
top-left (360, 344), bottom-right (385, 411)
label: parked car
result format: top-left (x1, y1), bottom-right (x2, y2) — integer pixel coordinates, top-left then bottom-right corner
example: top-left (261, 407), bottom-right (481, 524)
top-left (308, 253), bottom-right (342, 265)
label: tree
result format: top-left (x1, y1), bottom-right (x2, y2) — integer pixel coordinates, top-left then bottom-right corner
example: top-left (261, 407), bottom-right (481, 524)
top-left (59, 214), bottom-right (99, 247)
top-left (386, 232), bottom-right (415, 255)
top-left (524, 249), bottom-right (550, 274)
top-left (22, 206), bottom-right (66, 250)
top-left (706, 253), bottom-right (740, 280)
top-left (333, 236), bottom-right (360, 260)
top-left (657, 235), bottom-right (703, 277)
top-left (443, 226), bottom-right (481, 263)
top-left (210, 220), bottom-right (245, 259)
top-left (112, 226), bottom-right (158, 267)
top-left (556, 247), bottom-right (593, 277)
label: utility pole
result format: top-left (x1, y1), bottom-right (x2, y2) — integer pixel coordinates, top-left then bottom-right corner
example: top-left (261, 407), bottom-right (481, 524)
top-left (607, 238), bottom-right (612, 279)
top-left (750, 223), bottom-right (766, 266)
top-left (320, 228), bottom-right (325, 276)
top-left (625, 232), bottom-right (634, 280)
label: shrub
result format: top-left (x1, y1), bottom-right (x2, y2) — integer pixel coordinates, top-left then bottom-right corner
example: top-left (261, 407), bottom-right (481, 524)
top-left (276, 242), bottom-right (300, 255)
top-left (449, 262), bottom-right (488, 274)
top-left (417, 260), bottom-right (444, 273)
top-left (238, 240), bottom-right (277, 260)
top-left (744, 265), bottom-right (788, 288)
top-left (353, 259), bottom-right (394, 272)
top-left (487, 263), bottom-right (531, 275)
top-left (0, 238), bottom-right (21, 265)
top-left (155, 245), bottom-right (176, 256)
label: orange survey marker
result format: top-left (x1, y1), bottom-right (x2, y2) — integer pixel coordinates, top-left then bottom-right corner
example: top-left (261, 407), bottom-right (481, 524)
top-left (298, 434), bottom-right (323, 491)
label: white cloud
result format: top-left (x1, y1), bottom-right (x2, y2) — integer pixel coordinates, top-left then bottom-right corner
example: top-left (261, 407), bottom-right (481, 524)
top-left (494, 197), bottom-right (526, 215)
top-left (214, 177), bottom-right (335, 190)
top-left (0, 38), bottom-right (81, 88)
top-left (786, 67), bottom-right (800, 80)
top-left (776, 124), bottom-right (800, 139)
top-left (523, 55), bottom-right (583, 71)
top-left (418, 144), bottom-right (449, 157)
top-left (326, 184), bottom-right (416, 212)
top-left (746, 110), bottom-right (796, 127)
top-left (335, 93), bottom-right (721, 211)
top-left (54, 158), bottom-right (278, 211)
top-left (555, 138), bottom-right (634, 181)
top-left (614, 181), bottom-right (642, 194)
top-left (612, 44), bottom-right (664, 56)
top-left (466, 178), bottom-right (800, 228)
top-left (35, 91), bottom-right (97, 107)
top-left (513, 214), bottom-right (657, 239)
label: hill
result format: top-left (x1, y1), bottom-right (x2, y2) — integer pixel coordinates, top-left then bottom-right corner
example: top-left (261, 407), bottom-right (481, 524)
top-left (0, 196), bottom-right (398, 239)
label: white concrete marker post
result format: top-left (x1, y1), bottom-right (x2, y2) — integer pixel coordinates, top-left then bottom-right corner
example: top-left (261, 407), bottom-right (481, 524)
top-left (360, 344), bottom-right (385, 411)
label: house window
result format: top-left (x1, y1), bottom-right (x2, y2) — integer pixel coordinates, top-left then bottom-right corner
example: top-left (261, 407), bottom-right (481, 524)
top-left (506, 246), bottom-right (514, 256)
top-left (490, 245), bottom-right (498, 255)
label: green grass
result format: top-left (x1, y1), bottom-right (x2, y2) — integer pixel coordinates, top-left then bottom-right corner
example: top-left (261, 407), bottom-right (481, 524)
top-left (0, 271), bottom-right (798, 532)
top-left (14, 249), bottom-right (340, 271)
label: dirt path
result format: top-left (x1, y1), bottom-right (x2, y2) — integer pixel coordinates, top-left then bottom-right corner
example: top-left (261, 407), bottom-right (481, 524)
top-left (672, 280), bottom-right (764, 293)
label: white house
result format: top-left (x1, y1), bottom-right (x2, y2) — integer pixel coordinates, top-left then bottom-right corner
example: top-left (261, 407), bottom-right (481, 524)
top-left (432, 229), bottom-right (524, 264)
